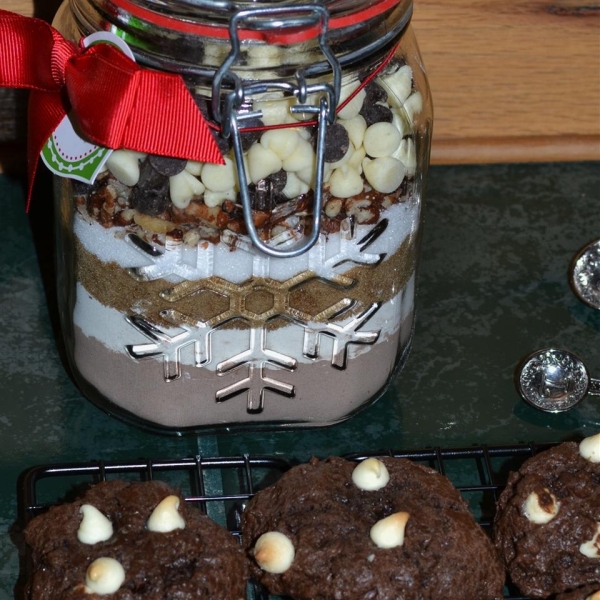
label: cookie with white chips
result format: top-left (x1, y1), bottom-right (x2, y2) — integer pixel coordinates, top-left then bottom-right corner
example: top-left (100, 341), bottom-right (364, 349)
top-left (241, 455), bottom-right (504, 600)
top-left (494, 433), bottom-right (600, 599)
top-left (24, 480), bottom-right (247, 599)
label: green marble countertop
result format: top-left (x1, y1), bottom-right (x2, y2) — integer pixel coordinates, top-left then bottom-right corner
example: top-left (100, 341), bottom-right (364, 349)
top-left (1, 162), bottom-right (599, 597)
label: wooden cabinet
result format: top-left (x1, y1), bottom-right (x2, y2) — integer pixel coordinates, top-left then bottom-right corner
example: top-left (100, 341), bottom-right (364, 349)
top-left (1, 0), bottom-right (599, 172)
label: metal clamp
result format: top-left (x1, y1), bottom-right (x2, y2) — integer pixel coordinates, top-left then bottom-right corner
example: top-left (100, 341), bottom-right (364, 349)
top-left (212, 3), bottom-right (342, 258)
top-left (230, 96), bottom-right (330, 258)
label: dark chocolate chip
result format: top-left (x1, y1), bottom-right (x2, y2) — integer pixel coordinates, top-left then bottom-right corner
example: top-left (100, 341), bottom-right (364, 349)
top-left (364, 82), bottom-right (388, 104)
top-left (382, 57), bottom-right (407, 77)
top-left (359, 103), bottom-right (393, 127)
top-left (193, 95), bottom-right (213, 121)
top-left (268, 169), bottom-right (287, 194)
top-left (239, 117), bottom-right (264, 152)
top-left (72, 180), bottom-right (95, 197)
top-left (266, 170), bottom-right (288, 204)
top-left (131, 159), bottom-right (170, 216)
top-left (213, 131), bottom-right (232, 155)
top-left (148, 155), bottom-right (187, 177)
top-left (324, 122), bottom-right (350, 163)
top-left (193, 96), bottom-right (230, 154)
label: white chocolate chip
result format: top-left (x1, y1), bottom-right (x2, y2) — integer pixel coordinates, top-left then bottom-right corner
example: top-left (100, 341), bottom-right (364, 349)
top-left (296, 127), bottom-right (312, 141)
top-left (579, 522), bottom-right (600, 558)
top-left (585, 592), bottom-right (600, 600)
top-left (367, 553), bottom-right (375, 562)
top-left (282, 137), bottom-right (315, 173)
top-left (106, 149), bottom-right (140, 187)
top-left (381, 65), bottom-right (413, 107)
top-left (348, 145), bottom-right (366, 174)
top-left (352, 458), bottom-right (390, 491)
top-left (290, 93), bottom-right (321, 122)
top-left (282, 171), bottom-right (310, 199)
top-left (404, 92), bottom-right (423, 121)
top-left (328, 165), bottom-right (363, 198)
top-left (201, 157), bottom-right (236, 192)
top-left (169, 170), bottom-right (205, 209)
top-left (253, 96), bottom-right (295, 126)
top-left (202, 42), bottom-right (229, 66)
top-left (392, 109), bottom-right (411, 139)
top-left (363, 122), bottom-right (402, 158)
top-left (362, 157), bottom-right (406, 194)
top-left (254, 531), bottom-right (295, 574)
top-left (370, 512), bottom-right (410, 549)
top-left (295, 160), bottom-right (330, 188)
top-left (77, 505), bottom-right (113, 545)
top-left (247, 143), bottom-right (283, 183)
top-left (147, 495), bottom-right (185, 533)
top-left (392, 137), bottom-right (417, 178)
top-left (85, 557), bottom-right (125, 595)
top-left (579, 432), bottom-right (600, 463)
top-left (523, 489), bottom-right (561, 524)
top-left (204, 188), bottom-right (236, 208)
top-left (185, 160), bottom-right (204, 176)
top-left (340, 115), bottom-right (367, 150)
top-left (246, 43), bottom-right (283, 68)
top-left (337, 81), bottom-right (366, 120)
top-left (260, 129), bottom-right (300, 160)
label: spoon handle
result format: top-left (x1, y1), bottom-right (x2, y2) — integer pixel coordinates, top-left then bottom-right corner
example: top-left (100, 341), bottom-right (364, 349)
top-left (589, 378), bottom-right (600, 396)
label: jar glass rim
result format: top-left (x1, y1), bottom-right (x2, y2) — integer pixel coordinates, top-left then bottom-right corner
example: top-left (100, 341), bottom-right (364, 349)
top-left (85, 0), bottom-right (412, 41)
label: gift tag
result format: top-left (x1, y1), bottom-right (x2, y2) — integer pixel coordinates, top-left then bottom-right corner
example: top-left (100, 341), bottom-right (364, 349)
top-left (40, 32), bottom-right (136, 183)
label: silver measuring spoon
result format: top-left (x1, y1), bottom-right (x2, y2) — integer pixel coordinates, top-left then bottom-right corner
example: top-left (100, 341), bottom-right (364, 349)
top-left (570, 239), bottom-right (600, 310)
top-left (517, 348), bottom-right (600, 412)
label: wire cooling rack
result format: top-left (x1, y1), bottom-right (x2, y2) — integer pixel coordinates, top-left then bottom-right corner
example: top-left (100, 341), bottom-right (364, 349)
top-left (19, 443), bottom-right (557, 600)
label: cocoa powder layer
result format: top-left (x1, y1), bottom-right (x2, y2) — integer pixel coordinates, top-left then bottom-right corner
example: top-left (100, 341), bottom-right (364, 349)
top-left (71, 317), bottom-right (412, 429)
top-left (75, 233), bottom-right (417, 330)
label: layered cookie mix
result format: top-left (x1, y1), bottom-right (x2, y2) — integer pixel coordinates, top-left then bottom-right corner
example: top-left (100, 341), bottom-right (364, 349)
top-left (494, 433), bottom-right (600, 599)
top-left (62, 59), bottom-right (425, 429)
top-left (24, 480), bottom-right (247, 599)
top-left (241, 455), bottom-right (505, 600)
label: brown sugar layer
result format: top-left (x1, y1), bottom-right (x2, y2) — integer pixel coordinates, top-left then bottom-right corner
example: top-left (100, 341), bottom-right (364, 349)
top-left (75, 233), bottom-right (417, 330)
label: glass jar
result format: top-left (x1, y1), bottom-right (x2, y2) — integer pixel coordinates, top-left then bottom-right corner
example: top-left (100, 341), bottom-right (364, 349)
top-left (52, 0), bottom-right (432, 433)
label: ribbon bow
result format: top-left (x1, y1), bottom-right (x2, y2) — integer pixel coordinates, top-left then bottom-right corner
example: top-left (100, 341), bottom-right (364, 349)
top-left (0, 9), bottom-right (223, 209)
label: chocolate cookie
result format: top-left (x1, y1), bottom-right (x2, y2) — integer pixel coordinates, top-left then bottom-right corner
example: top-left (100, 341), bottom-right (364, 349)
top-left (494, 433), bottom-right (600, 599)
top-left (25, 480), bottom-right (247, 599)
top-left (241, 455), bottom-right (505, 600)
top-left (556, 586), bottom-right (600, 600)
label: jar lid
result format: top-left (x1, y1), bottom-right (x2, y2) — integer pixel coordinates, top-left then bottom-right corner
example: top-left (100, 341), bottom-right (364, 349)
top-left (107, 0), bottom-right (411, 44)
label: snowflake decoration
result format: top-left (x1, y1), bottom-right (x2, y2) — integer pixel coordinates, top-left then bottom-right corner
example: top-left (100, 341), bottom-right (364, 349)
top-left (303, 302), bottom-right (382, 368)
top-left (216, 326), bottom-right (297, 412)
top-left (125, 313), bottom-right (213, 382)
top-left (121, 217), bottom-right (389, 412)
top-left (125, 233), bottom-right (214, 282)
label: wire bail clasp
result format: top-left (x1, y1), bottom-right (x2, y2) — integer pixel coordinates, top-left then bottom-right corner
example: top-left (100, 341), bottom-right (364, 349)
top-left (212, 3), bottom-right (342, 258)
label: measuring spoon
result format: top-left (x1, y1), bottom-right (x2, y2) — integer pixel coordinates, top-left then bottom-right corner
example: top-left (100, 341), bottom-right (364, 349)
top-left (517, 348), bottom-right (600, 412)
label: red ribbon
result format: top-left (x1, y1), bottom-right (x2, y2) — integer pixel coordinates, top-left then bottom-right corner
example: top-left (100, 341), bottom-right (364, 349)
top-left (0, 9), bottom-right (224, 209)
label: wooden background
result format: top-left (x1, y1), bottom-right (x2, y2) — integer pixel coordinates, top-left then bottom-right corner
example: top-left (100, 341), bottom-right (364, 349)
top-left (1, 0), bottom-right (599, 173)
